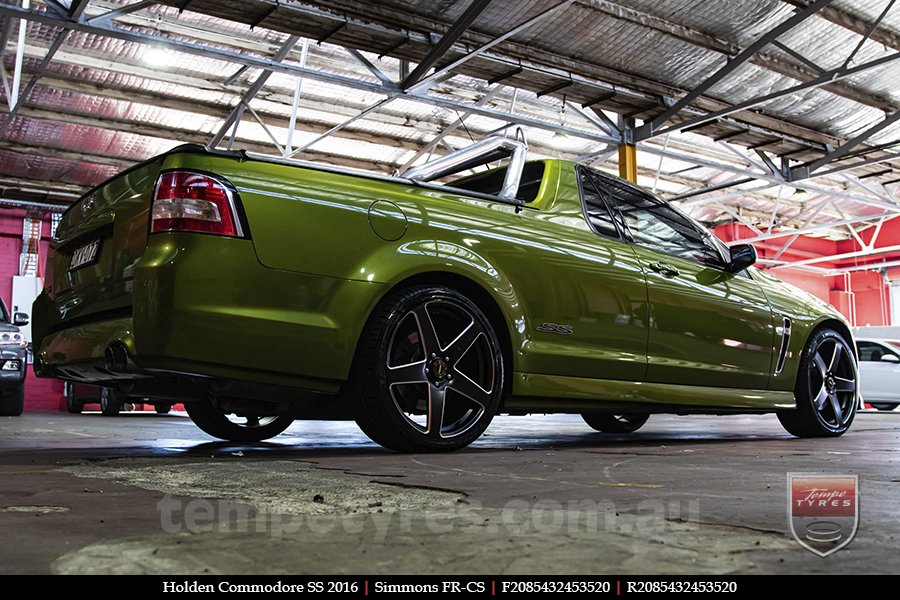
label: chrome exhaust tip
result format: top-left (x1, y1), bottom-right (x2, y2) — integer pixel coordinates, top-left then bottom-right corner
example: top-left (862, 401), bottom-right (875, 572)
top-left (104, 343), bottom-right (129, 372)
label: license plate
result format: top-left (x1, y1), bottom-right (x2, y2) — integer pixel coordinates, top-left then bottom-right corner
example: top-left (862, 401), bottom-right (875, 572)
top-left (69, 239), bottom-right (100, 271)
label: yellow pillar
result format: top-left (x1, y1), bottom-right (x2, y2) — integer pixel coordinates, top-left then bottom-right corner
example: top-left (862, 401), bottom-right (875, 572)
top-left (618, 143), bottom-right (637, 183)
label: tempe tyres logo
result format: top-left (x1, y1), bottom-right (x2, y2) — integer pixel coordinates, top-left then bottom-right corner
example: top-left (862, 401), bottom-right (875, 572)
top-left (788, 474), bottom-right (858, 557)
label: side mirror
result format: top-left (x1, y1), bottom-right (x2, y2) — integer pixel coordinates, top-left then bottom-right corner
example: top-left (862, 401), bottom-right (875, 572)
top-left (881, 354), bottom-right (900, 363)
top-left (13, 312), bottom-right (29, 326)
top-left (727, 244), bottom-right (757, 273)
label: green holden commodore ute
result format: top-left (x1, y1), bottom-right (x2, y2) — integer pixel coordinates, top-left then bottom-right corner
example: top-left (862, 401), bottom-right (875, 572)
top-left (32, 136), bottom-right (859, 451)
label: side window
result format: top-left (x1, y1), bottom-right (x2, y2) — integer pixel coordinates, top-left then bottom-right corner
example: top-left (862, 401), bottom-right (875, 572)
top-left (858, 342), bottom-right (897, 362)
top-left (578, 168), bottom-right (621, 240)
top-left (596, 174), bottom-right (723, 266)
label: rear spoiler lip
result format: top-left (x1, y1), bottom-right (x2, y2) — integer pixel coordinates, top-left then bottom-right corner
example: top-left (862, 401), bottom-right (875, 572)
top-left (59, 144), bottom-right (245, 221)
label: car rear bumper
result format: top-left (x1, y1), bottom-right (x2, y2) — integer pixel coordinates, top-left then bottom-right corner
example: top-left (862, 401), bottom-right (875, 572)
top-left (33, 234), bottom-right (388, 393)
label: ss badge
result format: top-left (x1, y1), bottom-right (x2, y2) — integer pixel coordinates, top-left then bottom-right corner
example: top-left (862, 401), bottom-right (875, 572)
top-left (537, 322), bottom-right (574, 335)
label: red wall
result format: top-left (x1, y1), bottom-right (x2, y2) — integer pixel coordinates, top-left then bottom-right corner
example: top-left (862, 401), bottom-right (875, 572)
top-left (718, 219), bottom-right (900, 327)
top-left (0, 210), bottom-right (64, 411)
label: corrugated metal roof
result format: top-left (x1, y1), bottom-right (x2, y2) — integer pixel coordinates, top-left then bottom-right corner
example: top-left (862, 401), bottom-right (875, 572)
top-left (0, 0), bottom-right (897, 242)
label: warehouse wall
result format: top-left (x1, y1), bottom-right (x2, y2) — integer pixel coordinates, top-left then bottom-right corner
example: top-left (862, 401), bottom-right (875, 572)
top-left (717, 221), bottom-right (898, 327)
top-left (0, 210), bottom-right (63, 411)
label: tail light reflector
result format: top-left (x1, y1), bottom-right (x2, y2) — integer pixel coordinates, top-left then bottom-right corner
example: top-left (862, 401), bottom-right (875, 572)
top-left (151, 171), bottom-right (243, 237)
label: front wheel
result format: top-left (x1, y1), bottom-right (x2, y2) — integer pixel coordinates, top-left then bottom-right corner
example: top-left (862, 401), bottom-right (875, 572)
top-left (871, 403), bottom-right (898, 411)
top-left (0, 384), bottom-right (24, 416)
top-left (155, 403), bottom-right (173, 415)
top-left (778, 329), bottom-right (857, 437)
top-left (582, 412), bottom-right (649, 433)
top-left (185, 396), bottom-right (293, 442)
top-left (354, 285), bottom-right (505, 452)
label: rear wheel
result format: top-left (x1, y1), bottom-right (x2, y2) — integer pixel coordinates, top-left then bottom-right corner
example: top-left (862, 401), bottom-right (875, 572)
top-left (185, 396), bottom-right (293, 442)
top-left (354, 285), bottom-right (505, 452)
top-left (871, 403), bottom-right (898, 411)
top-left (0, 384), bottom-right (24, 416)
top-left (582, 412), bottom-right (649, 433)
top-left (65, 384), bottom-right (83, 414)
top-left (155, 403), bottom-right (173, 415)
top-left (99, 387), bottom-right (125, 416)
top-left (778, 329), bottom-right (857, 437)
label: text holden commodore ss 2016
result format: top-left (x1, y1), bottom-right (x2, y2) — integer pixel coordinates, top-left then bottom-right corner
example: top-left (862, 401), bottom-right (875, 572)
top-left (31, 137), bottom-right (859, 451)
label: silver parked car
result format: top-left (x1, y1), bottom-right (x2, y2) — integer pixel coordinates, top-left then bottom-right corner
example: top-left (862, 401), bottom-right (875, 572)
top-left (856, 338), bottom-right (900, 411)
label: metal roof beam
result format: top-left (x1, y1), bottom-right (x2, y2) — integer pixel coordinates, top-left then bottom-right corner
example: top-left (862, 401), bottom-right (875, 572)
top-left (154, 0), bottom-right (851, 150)
top-left (669, 178), bottom-right (755, 201)
top-left (209, 35), bottom-right (300, 148)
top-left (639, 143), bottom-right (900, 211)
top-left (400, 0), bottom-right (493, 89)
top-left (0, 3), bottom-right (391, 94)
top-left (773, 243), bottom-right (900, 268)
top-left (581, 0), bottom-right (894, 114)
top-left (0, 139), bottom-right (133, 168)
top-left (785, 0), bottom-right (900, 53)
top-left (639, 0), bottom-right (836, 136)
top-left (566, 101), bottom-right (619, 138)
top-left (398, 85), bottom-right (507, 172)
top-left (792, 111), bottom-right (900, 179)
top-left (839, 0), bottom-right (896, 70)
top-left (0, 197), bottom-right (70, 213)
top-left (0, 29), bottom-right (69, 138)
top-left (406, 0), bottom-right (573, 92)
top-left (771, 40), bottom-right (824, 73)
top-left (344, 47), bottom-right (396, 88)
top-left (730, 212), bottom-right (900, 244)
top-left (829, 257), bottom-right (900, 274)
top-left (67, 0), bottom-right (93, 19)
top-left (816, 152), bottom-right (900, 178)
top-left (288, 97), bottom-right (394, 156)
top-left (638, 49), bottom-right (900, 140)
top-left (0, 3), bottom-right (616, 146)
top-left (86, 0), bottom-right (158, 26)
top-left (41, 1), bottom-right (72, 19)
top-left (842, 174), bottom-right (896, 204)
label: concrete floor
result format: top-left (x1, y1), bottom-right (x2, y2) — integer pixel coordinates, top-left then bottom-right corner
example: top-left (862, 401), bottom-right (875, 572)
top-left (0, 410), bottom-right (897, 575)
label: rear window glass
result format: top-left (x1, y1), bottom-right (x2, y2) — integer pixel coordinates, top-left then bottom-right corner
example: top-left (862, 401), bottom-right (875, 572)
top-left (449, 161), bottom-right (545, 203)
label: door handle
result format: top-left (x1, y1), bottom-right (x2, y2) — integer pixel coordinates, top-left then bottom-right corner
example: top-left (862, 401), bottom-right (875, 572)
top-left (648, 262), bottom-right (680, 278)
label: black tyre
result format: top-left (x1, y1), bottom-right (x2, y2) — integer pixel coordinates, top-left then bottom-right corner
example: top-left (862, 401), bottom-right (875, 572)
top-left (582, 412), bottom-right (649, 433)
top-left (65, 384), bottom-right (83, 414)
top-left (0, 384), bottom-right (24, 416)
top-left (155, 403), bottom-right (173, 415)
top-left (185, 396), bottom-right (293, 442)
top-left (99, 387), bottom-right (124, 416)
top-left (354, 285), bottom-right (505, 452)
top-left (778, 328), bottom-right (857, 437)
top-left (871, 403), bottom-right (898, 411)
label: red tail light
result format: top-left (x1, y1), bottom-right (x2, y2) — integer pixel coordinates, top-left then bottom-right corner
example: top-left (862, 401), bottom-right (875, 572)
top-left (151, 171), bottom-right (243, 237)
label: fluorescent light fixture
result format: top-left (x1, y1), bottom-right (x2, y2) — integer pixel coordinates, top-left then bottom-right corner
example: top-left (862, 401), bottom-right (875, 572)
top-left (142, 47), bottom-right (173, 67)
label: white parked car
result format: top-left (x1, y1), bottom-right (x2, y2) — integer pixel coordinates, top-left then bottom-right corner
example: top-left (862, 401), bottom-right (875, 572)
top-left (856, 338), bottom-right (900, 411)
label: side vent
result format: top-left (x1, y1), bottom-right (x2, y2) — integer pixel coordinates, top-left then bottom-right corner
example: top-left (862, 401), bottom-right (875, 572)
top-left (774, 316), bottom-right (792, 376)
